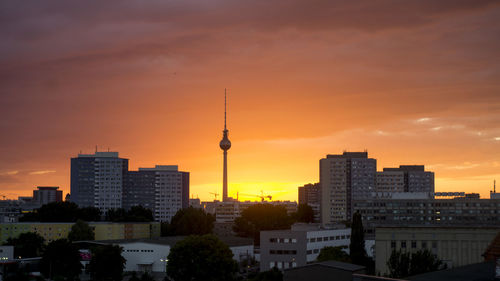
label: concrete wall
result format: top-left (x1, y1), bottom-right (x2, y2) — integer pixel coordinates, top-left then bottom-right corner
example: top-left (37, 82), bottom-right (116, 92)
top-left (375, 227), bottom-right (499, 275)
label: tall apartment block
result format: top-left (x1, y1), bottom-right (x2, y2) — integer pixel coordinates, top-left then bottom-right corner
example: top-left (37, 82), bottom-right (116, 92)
top-left (377, 165), bottom-right (434, 193)
top-left (70, 152), bottom-right (129, 212)
top-left (298, 183), bottom-right (320, 222)
top-left (33, 186), bottom-right (63, 205)
top-left (132, 165), bottom-right (189, 222)
top-left (320, 152), bottom-right (376, 225)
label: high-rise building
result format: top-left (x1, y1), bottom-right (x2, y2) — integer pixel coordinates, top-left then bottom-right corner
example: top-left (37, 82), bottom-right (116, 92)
top-left (33, 186), bottom-right (62, 205)
top-left (320, 152), bottom-right (376, 225)
top-left (70, 152), bottom-right (128, 213)
top-left (298, 183), bottom-right (320, 222)
top-left (135, 165), bottom-right (189, 222)
top-left (123, 170), bottom-right (156, 211)
top-left (298, 183), bottom-right (320, 205)
top-left (219, 89), bottom-right (231, 202)
top-left (379, 165), bottom-right (434, 193)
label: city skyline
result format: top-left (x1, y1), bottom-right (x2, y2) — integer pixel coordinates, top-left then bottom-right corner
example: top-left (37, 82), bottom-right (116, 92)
top-left (1, 1), bottom-right (500, 201)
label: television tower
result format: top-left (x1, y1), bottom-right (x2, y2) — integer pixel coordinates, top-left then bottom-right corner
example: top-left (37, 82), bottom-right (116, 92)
top-left (219, 89), bottom-right (231, 202)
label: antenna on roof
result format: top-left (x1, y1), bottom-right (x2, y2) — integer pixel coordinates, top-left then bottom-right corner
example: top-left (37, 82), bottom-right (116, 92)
top-left (495, 180), bottom-right (496, 193)
top-left (95, 145), bottom-right (98, 153)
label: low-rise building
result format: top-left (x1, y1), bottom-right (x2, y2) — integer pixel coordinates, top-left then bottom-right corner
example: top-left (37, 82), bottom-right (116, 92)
top-left (260, 224), bottom-right (351, 271)
top-left (0, 222), bottom-right (161, 244)
top-left (354, 198), bottom-right (500, 237)
top-left (84, 236), bottom-right (254, 273)
top-left (375, 226), bottom-right (500, 275)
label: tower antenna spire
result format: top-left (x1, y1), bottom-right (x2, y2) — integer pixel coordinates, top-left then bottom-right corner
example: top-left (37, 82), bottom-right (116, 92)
top-left (224, 88), bottom-right (227, 130)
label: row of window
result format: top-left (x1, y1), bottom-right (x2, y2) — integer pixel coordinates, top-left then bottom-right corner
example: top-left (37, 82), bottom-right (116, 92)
top-left (125, 249), bottom-right (154, 253)
top-left (390, 240), bottom-right (437, 249)
top-left (269, 238), bottom-right (298, 244)
top-left (269, 250), bottom-right (297, 255)
top-left (269, 261), bottom-right (297, 269)
top-left (308, 235), bottom-right (350, 243)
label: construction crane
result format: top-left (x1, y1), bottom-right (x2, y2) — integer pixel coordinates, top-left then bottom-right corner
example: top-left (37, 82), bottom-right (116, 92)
top-left (238, 191), bottom-right (272, 202)
top-left (209, 192), bottom-right (220, 201)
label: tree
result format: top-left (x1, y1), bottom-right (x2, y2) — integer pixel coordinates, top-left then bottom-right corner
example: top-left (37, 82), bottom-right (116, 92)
top-left (78, 207), bottom-right (102, 221)
top-left (127, 205), bottom-right (154, 222)
top-left (37, 202), bottom-right (80, 222)
top-left (40, 239), bottom-right (82, 281)
top-left (409, 249), bottom-right (442, 276)
top-left (169, 207), bottom-right (215, 235)
top-left (386, 250), bottom-right (410, 278)
top-left (105, 208), bottom-right (128, 222)
top-left (349, 211), bottom-right (366, 265)
top-left (4, 232), bottom-right (45, 258)
top-left (166, 234), bottom-right (238, 281)
top-left (293, 204), bottom-right (315, 223)
top-left (249, 268), bottom-right (283, 281)
top-left (105, 206), bottom-right (153, 222)
top-left (88, 244), bottom-right (126, 281)
top-left (233, 204), bottom-right (293, 245)
top-left (68, 220), bottom-right (95, 241)
top-left (316, 246), bottom-right (351, 263)
top-left (387, 249), bottom-right (442, 278)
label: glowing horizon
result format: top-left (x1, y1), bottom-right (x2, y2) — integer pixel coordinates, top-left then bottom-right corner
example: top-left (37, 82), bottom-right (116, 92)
top-left (1, 1), bottom-right (500, 202)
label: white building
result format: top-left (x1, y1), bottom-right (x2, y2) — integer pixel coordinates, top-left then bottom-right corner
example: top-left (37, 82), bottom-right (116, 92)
top-left (260, 224), bottom-right (352, 271)
top-left (86, 236), bottom-right (254, 273)
top-left (0, 246), bottom-right (13, 261)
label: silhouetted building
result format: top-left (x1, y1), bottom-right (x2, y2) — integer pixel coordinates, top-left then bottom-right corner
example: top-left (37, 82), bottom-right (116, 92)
top-left (298, 183), bottom-right (320, 205)
top-left (123, 170), bottom-right (156, 211)
top-left (132, 165), bottom-right (189, 222)
top-left (378, 165), bottom-right (434, 193)
top-left (320, 152), bottom-right (376, 225)
top-left (70, 151), bottom-right (129, 212)
top-left (33, 186), bottom-right (62, 205)
top-left (298, 183), bottom-right (320, 222)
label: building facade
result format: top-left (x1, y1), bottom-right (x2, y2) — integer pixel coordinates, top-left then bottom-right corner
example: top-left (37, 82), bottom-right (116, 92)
top-left (353, 198), bottom-right (500, 236)
top-left (70, 152), bottom-right (129, 213)
top-left (135, 166), bottom-right (189, 222)
top-left (298, 183), bottom-right (320, 222)
top-left (0, 222), bottom-right (161, 244)
top-left (33, 186), bottom-right (62, 205)
top-left (375, 226), bottom-right (500, 275)
top-left (378, 165), bottom-right (434, 193)
top-left (260, 225), bottom-right (352, 271)
top-left (320, 152), bottom-right (376, 225)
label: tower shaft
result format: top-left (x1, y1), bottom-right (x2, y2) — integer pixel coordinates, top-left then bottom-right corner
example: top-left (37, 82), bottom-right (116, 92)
top-left (223, 150), bottom-right (228, 201)
top-left (219, 88), bottom-right (232, 202)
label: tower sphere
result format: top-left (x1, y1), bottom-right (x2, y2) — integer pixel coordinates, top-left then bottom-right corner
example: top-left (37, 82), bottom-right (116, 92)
top-left (220, 134), bottom-right (231, 150)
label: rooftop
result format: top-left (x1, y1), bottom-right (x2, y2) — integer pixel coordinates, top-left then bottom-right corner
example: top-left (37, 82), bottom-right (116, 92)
top-left (407, 261), bottom-right (496, 281)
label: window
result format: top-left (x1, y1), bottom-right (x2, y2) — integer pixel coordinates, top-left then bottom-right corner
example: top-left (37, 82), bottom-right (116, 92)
top-left (291, 238), bottom-right (297, 243)
top-left (310, 238), bottom-right (316, 242)
top-left (313, 249), bottom-right (319, 254)
top-left (422, 242), bottom-right (427, 249)
top-left (391, 241), bottom-right (396, 249)
top-left (401, 241), bottom-right (407, 248)
top-left (270, 238), bottom-right (277, 243)
top-left (432, 241), bottom-right (437, 249)
top-left (270, 262), bottom-right (275, 268)
top-left (307, 250), bottom-right (312, 254)
top-left (317, 237), bottom-right (323, 242)
top-left (411, 241), bottom-right (417, 249)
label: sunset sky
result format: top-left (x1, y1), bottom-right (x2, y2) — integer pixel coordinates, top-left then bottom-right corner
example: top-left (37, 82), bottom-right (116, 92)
top-left (1, 1), bottom-right (500, 202)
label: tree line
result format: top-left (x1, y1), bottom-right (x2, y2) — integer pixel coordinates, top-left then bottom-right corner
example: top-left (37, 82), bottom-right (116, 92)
top-left (19, 201), bottom-right (153, 222)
